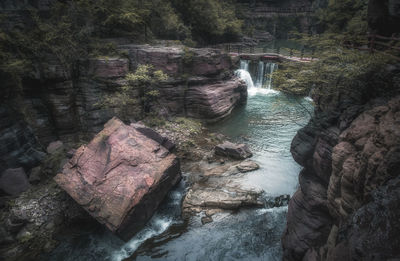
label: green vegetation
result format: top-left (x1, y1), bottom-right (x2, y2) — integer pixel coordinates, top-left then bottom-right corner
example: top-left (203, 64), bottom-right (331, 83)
top-left (273, 0), bottom-right (398, 106)
top-left (0, 0), bottom-right (243, 98)
top-left (98, 64), bottom-right (168, 121)
top-left (274, 34), bottom-right (395, 109)
top-left (314, 0), bottom-right (369, 38)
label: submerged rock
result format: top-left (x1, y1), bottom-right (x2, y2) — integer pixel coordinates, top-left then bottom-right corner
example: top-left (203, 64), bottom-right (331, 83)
top-left (215, 141), bottom-right (253, 160)
top-left (54, 117), bottom-right (181, 241)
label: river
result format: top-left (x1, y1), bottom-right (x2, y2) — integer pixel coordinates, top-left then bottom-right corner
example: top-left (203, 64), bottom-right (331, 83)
top-left (45, 60), bottom-right (313, 261)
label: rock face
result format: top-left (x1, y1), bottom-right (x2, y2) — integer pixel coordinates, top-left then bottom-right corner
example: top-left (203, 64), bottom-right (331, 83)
top-left (1, 45), bottom-right (245, 148)
top-left (282, 96), bottom-right (400, 260)
top-left (121, 45), bottom-right (247, 121)
top-left (54, 117), bottom-right (181, 240)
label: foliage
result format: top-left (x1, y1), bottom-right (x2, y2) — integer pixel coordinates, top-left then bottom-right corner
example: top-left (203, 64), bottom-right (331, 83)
top-left (314, 0), bottom-right (369, 37)
top-left (171, 0), bottom-right (243, 44)
top-left (274, 34), bottom-right (395, 110)
top-left (99, 65), bottom-right (168, 121)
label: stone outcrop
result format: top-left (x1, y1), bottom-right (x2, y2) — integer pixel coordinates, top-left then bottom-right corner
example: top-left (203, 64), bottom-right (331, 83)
top-left (2, 45), bottom-right (245, 148)
top-left (215, 141), bottom-right (253, 160)
top-left (54, 117), bottom-right (181, 240)
top-left (282, 95), bottom-right (400, 260)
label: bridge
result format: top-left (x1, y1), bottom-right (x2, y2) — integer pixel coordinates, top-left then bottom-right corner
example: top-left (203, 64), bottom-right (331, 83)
top-left (212, 44), bottom-right (316, 63)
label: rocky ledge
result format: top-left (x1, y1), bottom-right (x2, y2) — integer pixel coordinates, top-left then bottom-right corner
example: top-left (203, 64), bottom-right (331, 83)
top-left (54, 117), bottom-right (181, 241)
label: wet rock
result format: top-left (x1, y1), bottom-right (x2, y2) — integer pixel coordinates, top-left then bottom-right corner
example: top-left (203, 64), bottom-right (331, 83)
top-left (54, 117), bottom-right (181, 240)
top-left (183, 184), bottom-right (263, 215)
top-left (0, 168), bottom-right (30, 196)
top-left (201, 216), bottom-right (213, 225)
top-left (236, 160), bottom-right (260, 173)
top-left (215, 141), bottom-right (253, 160)
top-left (46, 141), bottom-right (64, 154)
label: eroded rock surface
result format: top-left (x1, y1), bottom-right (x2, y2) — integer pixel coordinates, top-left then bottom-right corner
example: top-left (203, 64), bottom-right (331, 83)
top-left (282, 96), bottom-right (400, 260)
top-left (54, 117), bottom-right (181, 240)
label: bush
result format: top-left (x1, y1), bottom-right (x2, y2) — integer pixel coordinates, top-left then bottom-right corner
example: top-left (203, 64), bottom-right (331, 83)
top-left (98, 65), bottom-right (168, 122)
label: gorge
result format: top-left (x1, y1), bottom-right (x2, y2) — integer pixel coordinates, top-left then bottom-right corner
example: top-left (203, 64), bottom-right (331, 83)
top-left (1, 0), bottom-right (400, 261)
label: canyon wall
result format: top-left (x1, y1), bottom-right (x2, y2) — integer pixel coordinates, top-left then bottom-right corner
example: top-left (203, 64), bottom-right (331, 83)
top-left (0, 44), bottom-right (246, 175)
top-left (282, 61), bottom-right (400, 260)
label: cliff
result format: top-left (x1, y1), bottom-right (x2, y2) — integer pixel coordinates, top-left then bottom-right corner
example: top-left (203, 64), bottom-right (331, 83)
top-left (282, 59), bottom-right (400, 260)
top-left (0, 44), bottom-right (246, 176)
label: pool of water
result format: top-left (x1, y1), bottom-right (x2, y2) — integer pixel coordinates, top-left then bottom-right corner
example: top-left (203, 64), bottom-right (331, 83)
top-left (45, 82), bottom-right (313, 261)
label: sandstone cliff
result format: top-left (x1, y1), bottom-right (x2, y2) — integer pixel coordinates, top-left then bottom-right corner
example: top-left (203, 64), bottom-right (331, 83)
top-left (282, 81), bottom-right (400, 260)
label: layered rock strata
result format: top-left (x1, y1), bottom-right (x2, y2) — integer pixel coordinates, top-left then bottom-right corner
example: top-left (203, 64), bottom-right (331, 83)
top-left (282, 96), bottom-right (400, 260)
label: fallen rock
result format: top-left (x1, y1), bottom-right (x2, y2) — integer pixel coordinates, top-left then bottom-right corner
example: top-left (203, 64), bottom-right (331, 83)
top-left (0, 168), bottom-right (30, 196)
top-left (215, 141), bottom-right (253, 160)
top-left (46, 141), bottom-right (64, 154)
top-left (54, 117), bottom-right (181, 241)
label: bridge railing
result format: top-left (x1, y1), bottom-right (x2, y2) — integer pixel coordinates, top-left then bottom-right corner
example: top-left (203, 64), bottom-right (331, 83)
top-left (252, 7), bottom-right (313, 13)
top-left (211, 44), bottom-right (315, 60)
top-left (344, 34), bottom-right (400, 61)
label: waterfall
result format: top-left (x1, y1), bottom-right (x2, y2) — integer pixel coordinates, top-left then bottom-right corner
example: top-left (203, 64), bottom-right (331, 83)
top-left (265, 62), bottom-right (277, 90)
top-left (235, 69), bottom-right (254, 89)
top-left (255, 61), bottom-right (264, 88)
top-left (240, 60), bottom-right (249, 71)
top-left (236, 59), bottom-right (278, 95)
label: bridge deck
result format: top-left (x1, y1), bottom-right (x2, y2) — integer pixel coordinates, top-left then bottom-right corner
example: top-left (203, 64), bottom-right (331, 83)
top-left (229, 52), bottom-right (314, 63)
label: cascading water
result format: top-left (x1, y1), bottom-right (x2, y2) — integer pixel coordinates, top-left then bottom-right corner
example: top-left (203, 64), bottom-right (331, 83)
top-left (236, 59), bottom-right (278, 95)
top-left (255, 61), bottom-right (265, 88)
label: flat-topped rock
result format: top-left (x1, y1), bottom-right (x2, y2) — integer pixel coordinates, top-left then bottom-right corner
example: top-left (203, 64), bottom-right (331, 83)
top-left (54, 117), bottom-right (181, 241)
top-left (215, 141), bottom-right (253, 160)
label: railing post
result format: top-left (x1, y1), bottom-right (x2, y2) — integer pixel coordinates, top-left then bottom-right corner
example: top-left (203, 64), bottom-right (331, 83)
top-left (370, 35), bottom-right (375, 53)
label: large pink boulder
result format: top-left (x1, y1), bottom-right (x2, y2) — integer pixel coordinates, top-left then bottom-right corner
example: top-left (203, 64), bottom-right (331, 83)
top-left (54, 117), bottom-right (181, 240)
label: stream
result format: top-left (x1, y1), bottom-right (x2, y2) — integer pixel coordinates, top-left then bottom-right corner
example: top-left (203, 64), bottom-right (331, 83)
top-left (45, 60), bottom-right (313, 261)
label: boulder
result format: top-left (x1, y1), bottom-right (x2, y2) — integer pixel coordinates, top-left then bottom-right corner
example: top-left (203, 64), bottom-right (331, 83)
top-left (0, 168), bottom-right (30, 196)
top-left (215, 141), bottom-right (253, 160)
top-left (54, 117), bottom-right (181, 240)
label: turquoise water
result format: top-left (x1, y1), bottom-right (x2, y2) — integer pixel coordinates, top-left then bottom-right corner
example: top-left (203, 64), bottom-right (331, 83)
top-left (45, 64), bottom-right (313, 261)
